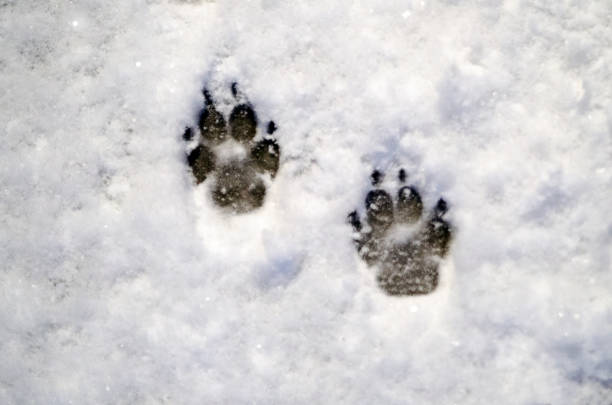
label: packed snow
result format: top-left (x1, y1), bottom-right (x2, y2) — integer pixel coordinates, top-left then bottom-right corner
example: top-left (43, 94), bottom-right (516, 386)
top-left (1, 0), bottom-right (611, 403)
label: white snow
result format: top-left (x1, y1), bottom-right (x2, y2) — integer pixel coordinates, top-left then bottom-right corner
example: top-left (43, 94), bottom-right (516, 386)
top-left (1, 0), bottom-right (611, 403)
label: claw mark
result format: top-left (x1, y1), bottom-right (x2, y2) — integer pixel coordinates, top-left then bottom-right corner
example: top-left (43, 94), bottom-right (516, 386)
top-left (267, 121), bottom-right (278, 135)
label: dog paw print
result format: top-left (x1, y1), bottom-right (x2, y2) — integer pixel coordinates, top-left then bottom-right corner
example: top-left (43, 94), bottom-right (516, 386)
top-left (348, 169), bottom-right (453, 295)
top-left (183, 84), bottom-right (280, 213)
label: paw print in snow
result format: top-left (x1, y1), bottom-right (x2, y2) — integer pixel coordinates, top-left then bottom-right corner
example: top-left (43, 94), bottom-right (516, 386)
top-left (183, 84), bottom-right (280, 213)
top-left (348, 169), bottom-right (453, 295)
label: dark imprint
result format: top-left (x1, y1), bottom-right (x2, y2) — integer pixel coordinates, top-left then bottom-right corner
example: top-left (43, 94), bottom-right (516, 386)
top-left (184, 84), bottom-right (280, 213)
top-left (349, 169), bottom-right (453, 296)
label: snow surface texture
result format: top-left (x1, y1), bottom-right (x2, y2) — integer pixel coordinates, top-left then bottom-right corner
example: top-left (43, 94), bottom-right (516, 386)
top-left (1, 0), bottom-right (611, 403)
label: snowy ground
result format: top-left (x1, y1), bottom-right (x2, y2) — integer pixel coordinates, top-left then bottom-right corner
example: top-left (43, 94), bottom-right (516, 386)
top-left (1, 0), bottom-right (612, 403)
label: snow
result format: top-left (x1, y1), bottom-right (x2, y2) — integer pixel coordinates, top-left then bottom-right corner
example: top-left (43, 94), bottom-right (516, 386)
top-left (1, 0), bottom-right (611, 403)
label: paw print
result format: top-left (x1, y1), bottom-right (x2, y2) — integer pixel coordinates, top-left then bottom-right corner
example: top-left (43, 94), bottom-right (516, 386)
top-left (348, 169), bottom-right (453, 295)
top-left (183, 84), bottom-right (280, 213)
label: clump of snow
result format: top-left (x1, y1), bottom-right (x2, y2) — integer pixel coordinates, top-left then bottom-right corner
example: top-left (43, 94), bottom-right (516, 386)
top-left (1, 0), bottom-right (611, 403)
